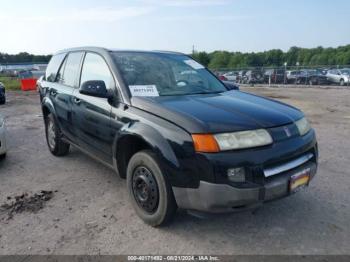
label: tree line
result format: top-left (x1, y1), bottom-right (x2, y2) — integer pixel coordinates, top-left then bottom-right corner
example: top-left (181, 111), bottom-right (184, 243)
top-left (192, 45), bottom-right (350, 69)
top-left (0, 52), bottom-right (52, 64)
top-left (1, 44), bottom-right (350, 68)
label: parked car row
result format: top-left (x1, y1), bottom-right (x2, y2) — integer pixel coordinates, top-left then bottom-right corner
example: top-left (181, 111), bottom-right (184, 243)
top-left (217, 68), bottom-right (350, 86)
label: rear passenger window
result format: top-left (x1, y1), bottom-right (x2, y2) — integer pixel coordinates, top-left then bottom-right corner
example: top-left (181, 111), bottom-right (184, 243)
top-left (45, 53), bottom-right (66, 82)
top-left (80, 53), bottom-right (114, 89)
top-left (57, 52), bottom-right (83, 87)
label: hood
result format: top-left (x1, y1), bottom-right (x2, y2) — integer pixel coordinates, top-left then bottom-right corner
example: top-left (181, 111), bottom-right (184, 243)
top-left (131, 91), bottom-right (303, 133)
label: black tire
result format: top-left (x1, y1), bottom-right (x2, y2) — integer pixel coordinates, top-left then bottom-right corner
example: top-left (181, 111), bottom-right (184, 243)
top-left (45, 114), bottom-right (70, 156)
top-left (127, 150), bottom-right (177, 227)
top-left (0, 153), bottom-right (6, 160)
top-left (0, 98), bottom-right (5, 105)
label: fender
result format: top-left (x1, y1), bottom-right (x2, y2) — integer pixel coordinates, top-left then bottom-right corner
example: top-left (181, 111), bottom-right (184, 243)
top-left (41, 96), bottom-right (57, 119)
top-left (112, 120), bottom-right (180, 171)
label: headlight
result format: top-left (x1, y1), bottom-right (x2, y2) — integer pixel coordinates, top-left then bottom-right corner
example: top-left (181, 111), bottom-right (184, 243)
top-left (295, 117), bottom-right (311, 136)
top-left (214, 129), bottom-right (273, 151)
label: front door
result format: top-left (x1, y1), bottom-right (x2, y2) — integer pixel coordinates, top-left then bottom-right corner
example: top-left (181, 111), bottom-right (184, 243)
top-left (72, 52), bottom-right (116, 165)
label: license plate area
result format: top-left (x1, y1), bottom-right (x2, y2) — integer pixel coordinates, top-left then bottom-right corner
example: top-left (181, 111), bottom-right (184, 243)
top-left (289, 168), bottom-right (311, 193)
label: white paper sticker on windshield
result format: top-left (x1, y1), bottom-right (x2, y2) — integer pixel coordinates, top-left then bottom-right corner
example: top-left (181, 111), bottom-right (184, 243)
top-left (184, 59), bottom-right (205, 70)
top-left (129, 85), bottom-right (159, 97)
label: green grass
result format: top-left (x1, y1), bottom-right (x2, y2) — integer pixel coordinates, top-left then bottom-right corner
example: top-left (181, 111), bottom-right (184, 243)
top-left (0, 76), bottom-right (21, 90)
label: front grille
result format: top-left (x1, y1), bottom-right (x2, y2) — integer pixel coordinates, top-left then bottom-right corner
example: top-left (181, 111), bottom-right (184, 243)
top-left (268, 123), bottom-right (299, 142)
top-left (263, 153), bottom-right (313, 177)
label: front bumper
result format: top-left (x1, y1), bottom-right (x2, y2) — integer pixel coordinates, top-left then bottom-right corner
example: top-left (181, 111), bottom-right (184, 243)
top-left (173, 160), bottom-right (317, 212)
top-left (172, 129), bottom-right (318, 212)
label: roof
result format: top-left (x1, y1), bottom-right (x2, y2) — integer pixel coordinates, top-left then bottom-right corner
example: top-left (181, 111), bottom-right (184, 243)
top-left (55, 46), bottom-right (185, 56)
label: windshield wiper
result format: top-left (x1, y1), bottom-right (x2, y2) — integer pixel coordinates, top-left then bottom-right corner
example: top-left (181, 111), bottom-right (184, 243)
top-left (188, 91), bottom-right (224, 95)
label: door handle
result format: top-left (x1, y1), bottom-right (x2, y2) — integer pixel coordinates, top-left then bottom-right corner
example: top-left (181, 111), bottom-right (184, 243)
top-left (73, 97), bottom-right (81, 105)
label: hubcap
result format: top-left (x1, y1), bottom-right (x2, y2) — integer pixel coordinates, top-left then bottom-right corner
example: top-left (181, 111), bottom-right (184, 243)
top-left (47, 119), bottom-right (56, 149)
top-left (132, 166), bottom-right (159, 214)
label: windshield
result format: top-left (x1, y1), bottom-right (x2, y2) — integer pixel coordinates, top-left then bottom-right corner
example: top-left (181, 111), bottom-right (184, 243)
top-left (112, 52), bottom-right (227, 96)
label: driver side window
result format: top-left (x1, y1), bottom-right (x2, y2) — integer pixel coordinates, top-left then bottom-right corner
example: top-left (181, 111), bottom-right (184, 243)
top-left (80, 53), bottom-right (115, 90)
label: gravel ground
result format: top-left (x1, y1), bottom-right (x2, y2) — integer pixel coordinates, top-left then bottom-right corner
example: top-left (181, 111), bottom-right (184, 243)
top-left (0, 86), bottom-right (349, 255)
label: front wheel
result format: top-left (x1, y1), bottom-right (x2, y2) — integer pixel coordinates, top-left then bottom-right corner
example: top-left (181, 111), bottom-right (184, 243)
top-left (127, 150), bottom-right (177, 227)
top-left (45, 114), bottom-right (70, 156)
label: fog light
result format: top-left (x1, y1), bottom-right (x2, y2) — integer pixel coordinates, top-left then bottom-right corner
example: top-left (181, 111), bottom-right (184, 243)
top-left (227, 167), bottom-right (246, 182)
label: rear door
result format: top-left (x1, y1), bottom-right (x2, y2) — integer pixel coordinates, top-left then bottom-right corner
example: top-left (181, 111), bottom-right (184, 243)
top-left (71, 52), bottom-right (115, 164)
top-left (48, 52), bottom-right (84, 140)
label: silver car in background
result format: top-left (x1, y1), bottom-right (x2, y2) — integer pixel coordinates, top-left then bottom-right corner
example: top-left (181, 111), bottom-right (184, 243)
top-left (326, 69), bottom-right (350, 86)
top-left (0, 114), bottom-right (7, 159)
top-left (223, 71), bottom-right (239, 82)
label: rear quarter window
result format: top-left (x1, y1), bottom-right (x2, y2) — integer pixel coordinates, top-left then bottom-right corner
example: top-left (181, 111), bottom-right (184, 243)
top-left (45, 53), bottom-right (66, 82)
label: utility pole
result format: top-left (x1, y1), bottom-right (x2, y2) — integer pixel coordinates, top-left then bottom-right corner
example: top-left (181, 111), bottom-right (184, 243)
top-left (284, 62), bottom-right (287, 84)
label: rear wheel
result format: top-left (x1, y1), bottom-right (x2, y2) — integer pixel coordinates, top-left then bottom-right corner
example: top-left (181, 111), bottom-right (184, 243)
top-left (127, 150), bottom-right (177, 227)
top-left (45, 114), bottom-right (70, 156)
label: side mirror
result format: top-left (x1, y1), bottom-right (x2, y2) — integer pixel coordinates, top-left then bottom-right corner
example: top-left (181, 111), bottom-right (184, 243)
top-left (79, 80), bottom-right (110, 98)
top-left (222, 81), bottom-right (239, 90)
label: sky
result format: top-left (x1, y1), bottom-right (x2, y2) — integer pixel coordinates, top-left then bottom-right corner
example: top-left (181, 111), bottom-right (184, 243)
top-left (0, 0), bottom-right (349, 55)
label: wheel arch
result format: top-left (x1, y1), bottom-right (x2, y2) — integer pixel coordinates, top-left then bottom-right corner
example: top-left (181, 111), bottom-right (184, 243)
top-left (41, 97), bottom-right (56, 120)
top-left (113, 122), bottom-right (180, 179)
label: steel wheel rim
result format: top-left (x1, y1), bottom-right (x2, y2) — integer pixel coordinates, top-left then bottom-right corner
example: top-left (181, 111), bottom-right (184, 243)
top-left (132, 166), bottom-right (159, 214)
top-left (47, 119), bottom-right (56, 149)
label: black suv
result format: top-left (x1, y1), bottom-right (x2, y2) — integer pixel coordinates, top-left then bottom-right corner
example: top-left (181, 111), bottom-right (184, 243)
top-left (39, 47), bottom-right (318, 226)
top-left (296, 69), bottom-right (328, 85)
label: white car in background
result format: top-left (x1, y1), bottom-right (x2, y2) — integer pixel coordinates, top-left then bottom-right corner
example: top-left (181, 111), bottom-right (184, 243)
top-left (326, 69), bottom-right (350, 86)
top-left (223, 71), bottom-right (239, 82)
top-left (0, 114), bottom-right (7, 159)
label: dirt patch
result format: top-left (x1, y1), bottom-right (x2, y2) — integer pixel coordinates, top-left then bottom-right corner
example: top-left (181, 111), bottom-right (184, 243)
top-left (0, 191), bottom-right (54, 221)
top-left (264, 94), bottom-right (290, 99)
top-left (326, 107), bottom-right (338, 113)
